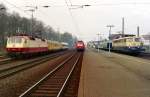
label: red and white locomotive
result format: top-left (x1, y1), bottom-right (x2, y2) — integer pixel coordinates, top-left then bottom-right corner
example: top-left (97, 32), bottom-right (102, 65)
top-left (6, 34), bottom-right (67, 57)
top-left (75, 40), bottom-right (85, 51)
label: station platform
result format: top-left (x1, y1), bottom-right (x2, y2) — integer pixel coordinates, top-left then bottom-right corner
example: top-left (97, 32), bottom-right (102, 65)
top-left (78, 49), bottom-right (150, 97)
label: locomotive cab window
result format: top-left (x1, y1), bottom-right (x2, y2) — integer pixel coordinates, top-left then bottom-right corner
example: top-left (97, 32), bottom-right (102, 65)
top-left (8, 37), bottom-right (15, 43)
top-left (8, 37), bottom-right (22, 43)
top-left (15, 37), bottom-right (22, 43)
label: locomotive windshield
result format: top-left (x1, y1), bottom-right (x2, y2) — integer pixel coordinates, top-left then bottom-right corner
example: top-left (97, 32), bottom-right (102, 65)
top-left (8, 37), bottom-right (15, 43)
top-left (8, 37), bottom-right (22, 43)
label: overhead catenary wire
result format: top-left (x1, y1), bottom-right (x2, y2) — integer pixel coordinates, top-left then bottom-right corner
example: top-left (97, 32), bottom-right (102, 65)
top-left (68, 0), bottom-right (73, 6)
top-left (3, 1), bottom-right (150, 15)
top-left (3, 0), bottom-right (30, 16)
top-left (84, 2), bottom-right (150, 6)
top-left (3, 0), bottom-right (63, 31)
top-left (3, 1), bottom-right (49, 19)
top-left (64, 0), bottom-right (81, 36)
top-left (3, 0), bottom-right (54, 36)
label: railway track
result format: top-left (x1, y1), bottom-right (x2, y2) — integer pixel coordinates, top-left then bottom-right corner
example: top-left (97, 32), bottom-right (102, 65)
top-left (0, 57), bottom-right (13, 65)
top-left (19, 52), bottom-right (83, 97)
top-left (0, 51), bottom-right (71, 79)
top-left (0, 51), bottom-right (69, 66)
top-left (138, 52), bottom-right (150, 60)
top-left (0, 55), bottom-right (7, 59)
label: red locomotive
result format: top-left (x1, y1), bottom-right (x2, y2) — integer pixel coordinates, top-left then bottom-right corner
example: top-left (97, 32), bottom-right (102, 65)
top-left (75, 41), bottom-right (85, 51)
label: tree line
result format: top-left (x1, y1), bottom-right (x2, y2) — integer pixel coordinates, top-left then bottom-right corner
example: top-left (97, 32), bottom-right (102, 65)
top-left (0, 4), bottom-right (77, 50)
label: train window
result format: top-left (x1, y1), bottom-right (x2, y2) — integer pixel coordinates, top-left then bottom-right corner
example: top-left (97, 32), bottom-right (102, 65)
top-left (29, 37), bottom-right (35, 40)
top-left (9, 37), bottom-right (15, 43)
top-left (113, 40), bottom-right (118, 43)
top-left (15, 37), bottom-right (22, 43)
top-left (134, 38), bottom-right (140, 42)
top-left (122, 39), bottom-right (126, 42)
top-left (123, 39), bottom-right (126, 42)
top-left (121, 39), bottom-right (123, 42)
top-left (12, 38), bottom-right (15, 43)
top-left (41, 39), bottom-right (45, 41)
top-left (126, 38), bottom-right (132, 42)
top-left (8, 37), bottom-right (22, 43)
top-left (7, 38), bottom-right (11, 43)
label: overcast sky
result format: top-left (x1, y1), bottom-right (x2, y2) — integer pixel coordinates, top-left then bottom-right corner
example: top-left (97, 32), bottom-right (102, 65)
top-left (1, 0), bottom-right (150, 42)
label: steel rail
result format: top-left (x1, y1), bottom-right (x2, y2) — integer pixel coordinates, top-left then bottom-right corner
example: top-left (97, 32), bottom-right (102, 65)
top-left (0, 58), bottom-right (13, 65)
top-left (0, 50), bottom-right (69, 66)
top-left (57, 53), bottom-right (81, 97)
top-left (0, 51), bottom-right (70, 79)
top-left (19, 53), bottom-right (75, 97)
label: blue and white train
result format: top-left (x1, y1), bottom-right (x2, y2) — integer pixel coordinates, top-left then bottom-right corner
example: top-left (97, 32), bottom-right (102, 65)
top-left (88, 36), bottom-right (145, 54)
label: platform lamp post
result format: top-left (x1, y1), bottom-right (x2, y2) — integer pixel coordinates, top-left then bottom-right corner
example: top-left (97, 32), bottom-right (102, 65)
top-left (106, 25), bottom-right (114, 56)
top-left (25, 9), bottom-right (35, 36)
top-left (97, 33), bottom-right (100, 52)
